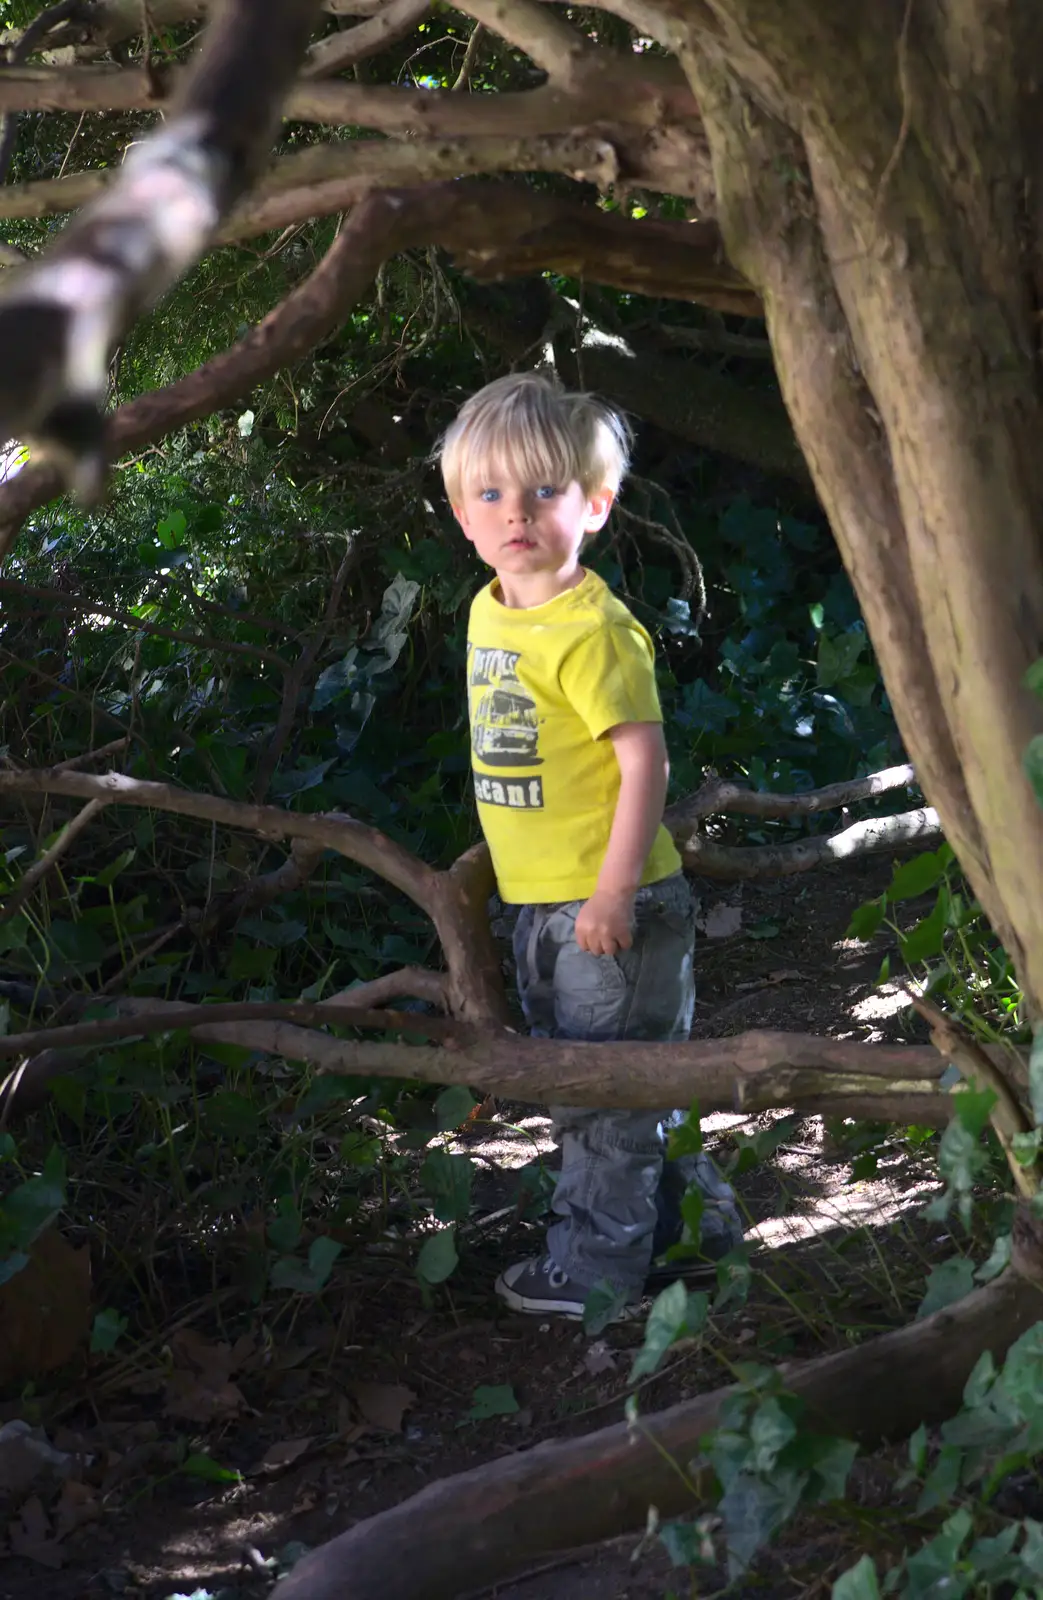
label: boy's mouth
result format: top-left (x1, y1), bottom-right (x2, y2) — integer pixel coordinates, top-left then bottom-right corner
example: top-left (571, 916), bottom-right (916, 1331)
top-left (504, 537), bottom-right (537, 550)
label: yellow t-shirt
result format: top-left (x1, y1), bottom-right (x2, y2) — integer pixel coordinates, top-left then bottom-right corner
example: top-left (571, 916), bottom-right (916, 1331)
top-left (466, 569), bottom-right (682, 904)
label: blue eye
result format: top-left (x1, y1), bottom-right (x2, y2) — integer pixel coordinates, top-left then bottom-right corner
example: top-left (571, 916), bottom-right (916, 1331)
top-left (535, 485), bottom-right (558, 499)
top-left (479, 488), bottom-right (501, 503)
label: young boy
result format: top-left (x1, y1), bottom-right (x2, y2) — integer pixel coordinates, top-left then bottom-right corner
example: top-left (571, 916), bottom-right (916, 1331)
top-left (439, 372), bottom-right (740, 1319)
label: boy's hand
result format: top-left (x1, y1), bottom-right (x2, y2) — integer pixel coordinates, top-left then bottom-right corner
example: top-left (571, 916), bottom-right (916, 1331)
top-left (575, 888), bottom-right (635, 957)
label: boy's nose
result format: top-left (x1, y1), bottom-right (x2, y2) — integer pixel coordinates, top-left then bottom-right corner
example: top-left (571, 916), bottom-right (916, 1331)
top-left (506, 496), bottom-right (533, 522)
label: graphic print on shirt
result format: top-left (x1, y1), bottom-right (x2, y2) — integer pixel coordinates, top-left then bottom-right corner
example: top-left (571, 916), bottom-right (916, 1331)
top-left (468, 643), bottom-right (544, 810)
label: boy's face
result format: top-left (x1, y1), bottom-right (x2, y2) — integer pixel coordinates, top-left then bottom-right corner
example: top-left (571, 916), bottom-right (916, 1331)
top-left (452, 477), bottom-right (614, 588)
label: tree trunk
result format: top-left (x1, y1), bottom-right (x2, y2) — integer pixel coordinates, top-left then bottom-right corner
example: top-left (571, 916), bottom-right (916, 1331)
top-left (676, 0), bottom-right (1043, 1019)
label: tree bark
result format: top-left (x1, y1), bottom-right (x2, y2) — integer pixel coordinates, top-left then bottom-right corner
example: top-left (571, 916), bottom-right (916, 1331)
top-left (275, 1269), bottom-right (1043, 1600)
top-left (676, 2), bottom-right (1043, 1017)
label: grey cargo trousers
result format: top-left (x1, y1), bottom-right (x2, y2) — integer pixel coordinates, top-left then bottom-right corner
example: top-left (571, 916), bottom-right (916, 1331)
top-left (513, 871), bottom-right (736, 1295)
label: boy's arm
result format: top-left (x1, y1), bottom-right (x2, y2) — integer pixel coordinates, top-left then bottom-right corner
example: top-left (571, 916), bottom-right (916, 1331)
top-left (574, 721), bottom-right (669, 957)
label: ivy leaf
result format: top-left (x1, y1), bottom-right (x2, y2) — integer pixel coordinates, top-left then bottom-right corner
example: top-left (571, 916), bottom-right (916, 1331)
top-left (1, 1146), bottom-right (67, 1249)
top-left (416, 1227), bottom-right (458, 1285)
top-left (630, 1284), bottom-right (708, 1382)
top-left (665, 1101), bottom-right (703, 1160)
top-left (420, 1149), bottom-right (474, 1224)
top-left (719, 1472), bottom-right (803, 1576)
top-left (975, 1234), bottom-right (1012, 1283)
top-left (748, 1397), bottom-right (799, 1473)
top-left (659, 1519), bottom-right (711, 1567)
top-left (91, 1308), bottom-right (128, 1354)
top-left (270, 1236), bottom-right (342, 1294)
top-left (179, 1452), bottom-right (242, 1484)
top-left (583, 1280), bottom-right (629, 1336)
top-left (899, 888), bottom-right (950, 964)
top-left (832, 1554), bottom-right (881, 1600)
top-left (888, 849), bottom-right (945, 901)
top-left (467, 1384), bottom-right (519, 1420)
top-left (917, 1256), bottom-right (975, 1320)
top-left (916, 1441), bottom-right (963, 1512)
top-left (435, 1085), bottom-right (478, 1131)
top-left (847, 898), bottom-right (885, 941)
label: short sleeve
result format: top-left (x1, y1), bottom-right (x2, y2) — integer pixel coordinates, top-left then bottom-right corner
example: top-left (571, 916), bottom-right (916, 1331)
top-left (558, 622), bottom-right (664, 740)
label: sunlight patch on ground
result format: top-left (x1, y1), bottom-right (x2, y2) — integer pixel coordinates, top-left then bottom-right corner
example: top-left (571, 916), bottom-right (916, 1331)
top-left (746, 1172), bottom-right (939, 1250)
top-left (850, 981), bottom-right (915, 1023)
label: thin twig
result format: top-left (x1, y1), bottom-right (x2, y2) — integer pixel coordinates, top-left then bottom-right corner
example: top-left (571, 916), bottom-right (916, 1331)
top-left (52, 736), bottom-right (130, 771)
top-left (328, 965), bottom-right (450, 1010)
top-left (0, 795), bottom-right (109, 925)
top-left (452, 22), bottom-right (485, 90)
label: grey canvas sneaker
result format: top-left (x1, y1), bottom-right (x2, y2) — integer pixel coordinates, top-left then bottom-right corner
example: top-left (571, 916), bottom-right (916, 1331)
top-left (495, 1255), bottom-right (640, 1321)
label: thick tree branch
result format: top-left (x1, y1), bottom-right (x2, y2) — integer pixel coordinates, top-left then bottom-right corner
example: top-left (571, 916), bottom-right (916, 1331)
top-left (453, 0), bottom-right (592, 81)
top-left (35, 0), bottom-right (374, 54)
top-left (576, 341), bottom-right (805, 484)
top-left (0, 184), bottom-right (756, 557)
top-left (0, 760), bottom-right (508, 1026)
top-left (302, 0), bottom-right (431, 79)
top-left (669, 763), bottom-right (919, 824)
top-left (0, 52), bottom-right (698, 134)
top-left (0, 0), bottom-right (326, 497)
top-left (3, 999), bottom-right (955, 1126)
top-left (672, 807), bottom-right (941, 880)
top-left (0, 131), bottom-right (635, 225)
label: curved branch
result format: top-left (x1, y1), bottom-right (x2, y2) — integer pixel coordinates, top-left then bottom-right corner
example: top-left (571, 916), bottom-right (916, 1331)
top-left (0, 578), bottom-right (290, 668)
top-left (328, 967), bottom-right (450, 1011)
top-left (0, 0), bottom-right (86, 185)
top-left (37, 0), bottom-right (375, 54)
top-left (0, 1001), bottom-right (460, 1060)
top-left (453, 0), bottom-right (592, 81)
top-left (576, 341), bottom-right (805, 483)
top-left (0, 765), bottom-right (439, 910)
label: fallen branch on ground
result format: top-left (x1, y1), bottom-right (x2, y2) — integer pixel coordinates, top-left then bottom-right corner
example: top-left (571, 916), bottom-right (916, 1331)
top-left (275, 1269), bottom-right (1043, 1600)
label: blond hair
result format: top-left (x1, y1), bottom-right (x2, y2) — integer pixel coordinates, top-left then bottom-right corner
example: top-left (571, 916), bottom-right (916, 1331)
top-left (437, 372), bottom-right (632, 505)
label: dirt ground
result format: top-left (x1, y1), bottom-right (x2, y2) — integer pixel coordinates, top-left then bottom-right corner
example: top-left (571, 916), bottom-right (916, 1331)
top-left (0, 856), bottom-right (956, 1600)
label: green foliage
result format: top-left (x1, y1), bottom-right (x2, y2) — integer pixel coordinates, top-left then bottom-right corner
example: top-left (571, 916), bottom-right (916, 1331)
top-left (833, 1322), bottom-right (1043, 1597)
top-left (629, 1281), bottom-right (708, 1382)
top-left (467, 1384), bottom-right (519, 1420)
top-left (0, 1144), bottom-right (66, 1279)
top-left (670, 1367), bottom-right (858, 1579)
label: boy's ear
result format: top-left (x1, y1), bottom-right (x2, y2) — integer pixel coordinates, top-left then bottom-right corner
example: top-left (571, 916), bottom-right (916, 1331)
top-left (452, 503), bottom-right (473, 538)
top-left (585, 487), bottom-right (615, 533)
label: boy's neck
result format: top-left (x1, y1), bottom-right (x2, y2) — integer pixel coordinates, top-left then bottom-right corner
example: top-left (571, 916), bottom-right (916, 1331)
top-left (493, 563), bottom-right (586, 610)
